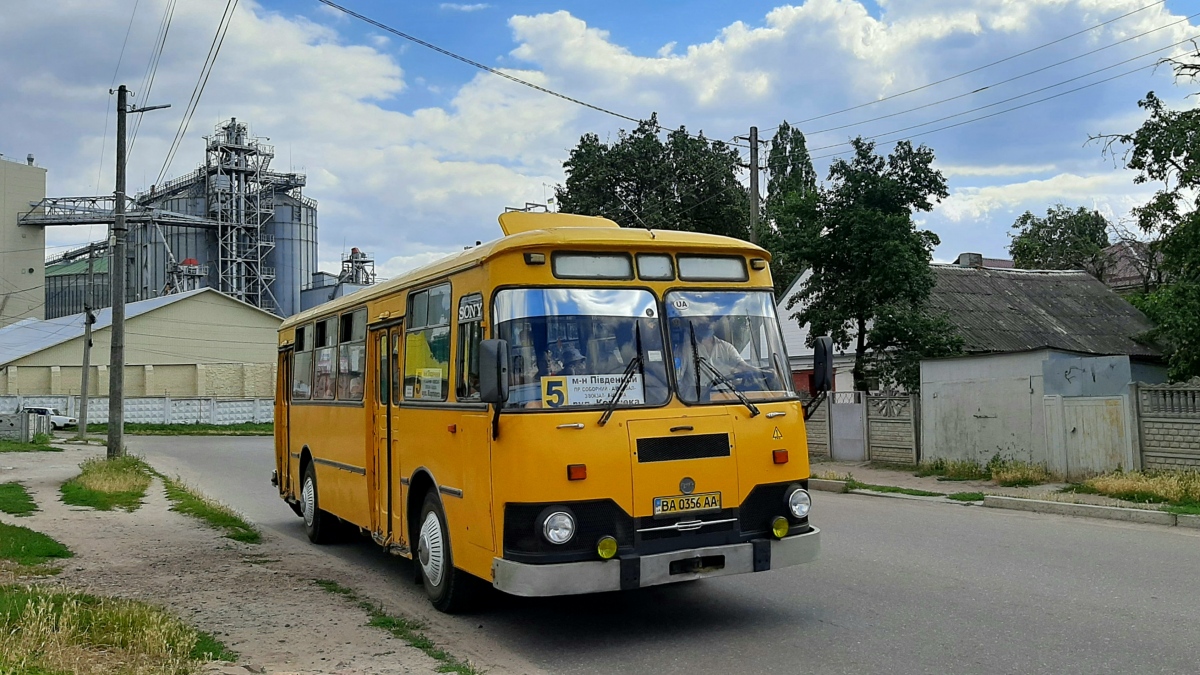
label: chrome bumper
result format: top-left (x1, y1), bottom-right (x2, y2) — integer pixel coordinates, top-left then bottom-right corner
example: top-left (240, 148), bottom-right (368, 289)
top-left (492, 527), bottom-right (820, 597)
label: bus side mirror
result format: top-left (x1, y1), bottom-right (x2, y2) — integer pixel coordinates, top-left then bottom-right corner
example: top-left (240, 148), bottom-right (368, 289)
top-left (479, 338), bottom-right (510, 405)
top-left (812, 336), bottom-right (833, 392)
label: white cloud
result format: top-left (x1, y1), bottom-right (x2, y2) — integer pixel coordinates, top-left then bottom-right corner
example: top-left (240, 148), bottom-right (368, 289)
top-left (939, 172), bottom-right (1155, 222)
top-left (440, 3), bottom-right (491, 12)
top-left (937, 163), bottom-right (1059, 177)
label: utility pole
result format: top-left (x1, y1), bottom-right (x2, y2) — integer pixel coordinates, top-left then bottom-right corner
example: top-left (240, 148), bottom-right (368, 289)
top-left (749, 125), bottom-right (759, 245)
top-left (77, 251), bottom-right (96, 441)
top-left (107, 85), bottom-right (169, 459)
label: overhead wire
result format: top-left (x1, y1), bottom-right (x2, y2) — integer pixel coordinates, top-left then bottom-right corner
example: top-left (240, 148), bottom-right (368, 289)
top-left (128, 0), bottom-right (178, 158)
top-left (96, 0), bottom-right (143, 196)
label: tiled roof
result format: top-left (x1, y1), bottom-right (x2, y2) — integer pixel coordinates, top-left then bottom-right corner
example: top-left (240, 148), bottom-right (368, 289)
top-left (928, 265), bottom-right (1158, 357)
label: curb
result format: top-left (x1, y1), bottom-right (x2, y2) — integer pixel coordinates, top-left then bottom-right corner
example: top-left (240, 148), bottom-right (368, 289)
top-left (809, 478), bottom-right (848, 493)
top-left (982, 495), bottom-right (1177, 526)
top-left (848, 489), bottom-right (947, 503)
top-left (1177, 514), bottom-right (1200, 530)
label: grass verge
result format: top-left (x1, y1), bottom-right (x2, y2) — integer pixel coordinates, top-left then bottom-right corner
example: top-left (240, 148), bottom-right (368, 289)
top-left (315, 580), bottom-right (480, 675)
top-left (0, 522), bottom-right (73, 567)
top-left (0, 482), bottom-right (38, 516)
top-left (161, 476), bottom-right (260, 544)
top-left (914, 456), bottom-right (1058, 487)
top-left (86, 422), bottom-right (273, 436)
top-left (915, 458), bottom-right (990, 481)
top-left (60, 456), bottom-right (153, 512)
top-left (947, 492), bottom-right (986, 502)
top-left (0, 434), bottom-right (60, 453)
top-left (0, 583), bottom-right (235, 674)
top-left (845, 479), bottom-right (945, 498)
top-left (1072, 469), bottom-right (1200, 513)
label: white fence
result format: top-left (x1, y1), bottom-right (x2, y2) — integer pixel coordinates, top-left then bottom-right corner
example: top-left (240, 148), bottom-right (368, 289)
top-left (0, 395), bottom-right (274, 426)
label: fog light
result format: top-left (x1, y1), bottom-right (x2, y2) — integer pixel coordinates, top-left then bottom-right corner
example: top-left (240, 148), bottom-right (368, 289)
top-left (597, 535), bottom-right (618, 559)
top-left (771, 516), bottom-right (789, 539)
top-left (542, 511), bottom-right (576, 544)
top-left (787, 488), bottom-right (812, 519)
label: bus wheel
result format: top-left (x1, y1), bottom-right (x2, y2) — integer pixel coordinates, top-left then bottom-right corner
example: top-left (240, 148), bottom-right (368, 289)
top-left (417, 492), bottom-right (469, 613)
top-left (301, 463), bottom-right (335, 544)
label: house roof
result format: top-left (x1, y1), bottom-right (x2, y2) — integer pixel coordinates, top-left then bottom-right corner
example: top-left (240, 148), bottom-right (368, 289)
top-left (46, 257), bottom-right (109, 277)
top-left (0, 288), bottom-right (278, 366)
top-left (927, 265), bottom-right (1158, 357)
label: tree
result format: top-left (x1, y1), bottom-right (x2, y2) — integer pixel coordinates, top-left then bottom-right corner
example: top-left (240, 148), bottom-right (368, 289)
top-left (1008, 204), bottom-right (1111, 278)
top-left (1095, 49), bottom-right (1200, 381)
top-left (761, 121), bottom-right (819, 297)
top-left (556, 115), bottom-right (749, 239)
top-left (786, 137), bottom-right (956, 391)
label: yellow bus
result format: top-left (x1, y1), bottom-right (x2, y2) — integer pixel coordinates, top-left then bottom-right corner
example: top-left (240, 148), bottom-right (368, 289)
top-left (274, 212), bottom-right (828, 611)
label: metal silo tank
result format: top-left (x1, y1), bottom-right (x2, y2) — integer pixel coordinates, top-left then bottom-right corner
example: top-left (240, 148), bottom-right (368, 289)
top-left (265, 194), bottom-right (317, 317)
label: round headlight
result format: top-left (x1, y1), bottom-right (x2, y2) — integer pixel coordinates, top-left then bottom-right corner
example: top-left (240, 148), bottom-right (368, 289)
top-left (787, 488), bottom-right (812, 519)
top-left (542, 511), bottom-right (576, 545)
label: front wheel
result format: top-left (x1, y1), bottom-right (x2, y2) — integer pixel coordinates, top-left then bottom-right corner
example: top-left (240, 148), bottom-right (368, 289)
top-left (301, 463), bottom-right (336, 544)
top-left (416, 492), bottom-right (472, 613)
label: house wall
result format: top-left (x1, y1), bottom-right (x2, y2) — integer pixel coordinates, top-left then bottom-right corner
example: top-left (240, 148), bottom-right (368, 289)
top-left (920, 351), bottom-right (1048, 464)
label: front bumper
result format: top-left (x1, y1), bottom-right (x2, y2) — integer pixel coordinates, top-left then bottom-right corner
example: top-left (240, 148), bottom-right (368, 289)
top-left (492, 527), bottom-right (820, 597)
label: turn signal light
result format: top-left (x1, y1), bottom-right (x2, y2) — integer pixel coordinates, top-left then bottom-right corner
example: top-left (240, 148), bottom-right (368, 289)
top-left (567, 464), bottom-right (587, 481)
top-left (597, 535), bottom-right (618, 559)
top-left (771, 516), bottom-right (790, 539)
top-left (772, 449), bottom-right (789, 464)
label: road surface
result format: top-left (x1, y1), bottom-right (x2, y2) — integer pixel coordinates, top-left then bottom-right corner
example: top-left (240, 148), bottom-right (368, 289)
top-left (133, 436), bottom-right (1200, 675)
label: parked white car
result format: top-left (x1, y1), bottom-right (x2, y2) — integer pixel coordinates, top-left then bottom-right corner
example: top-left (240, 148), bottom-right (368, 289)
top-left (22, 406), bottom-right (77, 430)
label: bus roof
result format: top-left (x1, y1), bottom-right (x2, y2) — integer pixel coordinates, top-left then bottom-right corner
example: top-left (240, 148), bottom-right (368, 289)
top-left (281, 212), bottom-right (768, 330)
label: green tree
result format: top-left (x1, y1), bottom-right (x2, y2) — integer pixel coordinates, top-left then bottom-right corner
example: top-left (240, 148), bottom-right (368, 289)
top-left (786, 137), bottom-right (955, 391)
top-left (1096, 50), bottom-right (1200, 381)
top-left (556, 115), bottom-right (749, 238)
top-left (761, 121), bottom-right (819, 297)
top-left (1008, 204), bottom-right (1111, 278)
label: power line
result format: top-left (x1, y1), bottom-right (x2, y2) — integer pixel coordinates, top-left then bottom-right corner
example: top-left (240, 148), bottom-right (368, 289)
top-left (777, 0), bottom-right (1171, 129)
top-left (128, 0), bottom-right (178, 157)
top-left (96, 0), bottom-right (142, 195)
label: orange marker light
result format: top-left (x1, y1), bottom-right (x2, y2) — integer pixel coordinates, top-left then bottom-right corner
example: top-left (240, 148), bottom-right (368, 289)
top-left (773, 449), bottom-right (789, 465)
top-left (447, 424), bottom-right (457, 433)
top-left (567, 464), bottom-right (587, 481)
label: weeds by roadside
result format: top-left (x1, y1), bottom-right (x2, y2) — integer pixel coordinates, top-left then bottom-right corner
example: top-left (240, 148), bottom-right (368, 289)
top-left (915, 455), bottom-right (1058, 487)
top-left (60, 456), bottom-right (153, 512)
top-left (0, 482), bottom-right (38, 516)
top-left (315, 579), bottom-right (481, 675)
top-left (0, 523), bottom-right (73, 567)
top-left (1069, 469), bottom-right (1200, 513)
top-left (844, 478), bottom-right (945, 498)
top-left (161, 476), bottom-right (260, 543)
top-left (915, 458), bottom-right (990, 481)
top-left (0, 434), bottom-right (61, 453)
top-left (0, 583), bottom-right (234, 674)
top-left (947, 492), bottom-right (986, 502)
top-left (85, 422), bottom-right (273, 436)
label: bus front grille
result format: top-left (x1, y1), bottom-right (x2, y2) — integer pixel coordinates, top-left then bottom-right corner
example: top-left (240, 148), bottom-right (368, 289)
top-left (636, 433), bottom-right (730, 463)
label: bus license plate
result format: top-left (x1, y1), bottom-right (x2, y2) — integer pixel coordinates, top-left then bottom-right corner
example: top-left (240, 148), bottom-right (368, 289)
top-left (653, 492), bottom-right (721, 517)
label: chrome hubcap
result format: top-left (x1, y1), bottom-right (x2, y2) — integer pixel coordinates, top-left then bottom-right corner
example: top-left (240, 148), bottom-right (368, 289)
top-left (301, 477), bottom-right (315, 528)
top-left (418, 512), bottom-right (445, 587)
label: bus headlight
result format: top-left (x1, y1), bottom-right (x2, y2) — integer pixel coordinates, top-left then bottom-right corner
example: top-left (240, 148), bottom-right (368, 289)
top-left (787, 488), bottom-right (811, 519)
top-left (542, 511), bottom-right (576, 545)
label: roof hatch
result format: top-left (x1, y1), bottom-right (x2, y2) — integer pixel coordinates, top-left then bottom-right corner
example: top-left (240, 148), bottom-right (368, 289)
top-left (497, 212), bottom-right (620, 236)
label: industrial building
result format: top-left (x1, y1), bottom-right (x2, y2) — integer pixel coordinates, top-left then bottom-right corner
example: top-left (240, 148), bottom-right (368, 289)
top-left (0, 288), bottom-right (281, 398)
top-left (0, 154), bottom-right (47, 329)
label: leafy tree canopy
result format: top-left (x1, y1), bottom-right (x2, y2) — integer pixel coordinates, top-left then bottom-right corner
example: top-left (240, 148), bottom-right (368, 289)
top-left (1008, 204), bottom-right (1111, 278)
top-left (761, 121), bottom-right (819, 297)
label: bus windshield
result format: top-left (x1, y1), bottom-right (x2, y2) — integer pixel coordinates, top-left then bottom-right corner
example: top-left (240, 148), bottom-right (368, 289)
top-left (494, 288), bottom-right (670, 410)
top-left (666, 290), bottom-right (795, 404)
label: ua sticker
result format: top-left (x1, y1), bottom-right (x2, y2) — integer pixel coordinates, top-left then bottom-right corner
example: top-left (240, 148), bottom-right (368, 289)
top-left (772, 427), bottom-right (783, 440)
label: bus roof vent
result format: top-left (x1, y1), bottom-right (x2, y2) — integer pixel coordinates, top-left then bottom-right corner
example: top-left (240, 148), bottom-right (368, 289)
top-left (497, 212), bottom-right (620, 236)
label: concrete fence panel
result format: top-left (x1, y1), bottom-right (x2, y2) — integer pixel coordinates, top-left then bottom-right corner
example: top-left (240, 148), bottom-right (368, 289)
top-left (0, 395), bottom-right (273, 427)
top-left (865, 394), bottom-right (919, 465)
top-left (1137, 382), bottom-right (1200, 470)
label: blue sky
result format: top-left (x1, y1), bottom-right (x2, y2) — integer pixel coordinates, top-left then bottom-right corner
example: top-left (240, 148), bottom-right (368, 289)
top-left (1, 0), bottom-right (1198, 278)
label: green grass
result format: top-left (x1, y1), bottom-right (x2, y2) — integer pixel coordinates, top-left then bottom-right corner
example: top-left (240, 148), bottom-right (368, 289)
top-left (86, 422), bottom-right (273, 436)
top-left (0, 523), bottom-right (73, 566)
top-left (1071, 469), bottom-right (1200, 514)
top-left (914, 458), bottom-right (991, 481)
top-left (0, 483), bottom-right (37, 516)
top-left (315, 580), bottom-right (480, 675)
top-left (845, 479), bottom-right (945, 498)
top-left (60, 456), bottom-right (153, 512)
top-left (0, 583), bottom-right (235, 673)
top-left (162, 476), bottom-right (261, 544)
top-left (1164, 504), bottom-right (1200, 516)
top-left (947, 492), bottom-right (986, 502)
top-left (0, 435), bottom-right (60, 453)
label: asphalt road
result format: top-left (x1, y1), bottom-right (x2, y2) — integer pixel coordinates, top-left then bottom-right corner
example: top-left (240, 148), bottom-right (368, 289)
top-left (133, 436), bottom-right (1200, 675)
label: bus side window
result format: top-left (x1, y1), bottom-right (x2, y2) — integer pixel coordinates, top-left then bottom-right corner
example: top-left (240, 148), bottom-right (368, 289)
top-left (313, 317), bottom-right (338, 400)
top-left (456, 293), bottom-right (483, 401)
top-left (405, 284), bottom-right (452, 401)
top-left (337, 309), bottom-right (367, 402)
top-left (378, 333), bottom-right (389, 406)
top-left (293, 324), bottom-right (313, 400)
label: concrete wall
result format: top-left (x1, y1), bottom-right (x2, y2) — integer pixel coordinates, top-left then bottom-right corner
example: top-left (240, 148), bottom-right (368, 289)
top-left (1, 362), bottom-right (276, 398)
top-left (1137, 383), bottom-right (1200, 470)
top-left (0, 395), bottom-right (274, 425)
top-left (0, 157), bottom-right (47, 328)
top-left (921, 351), bottom-right (1048, 464)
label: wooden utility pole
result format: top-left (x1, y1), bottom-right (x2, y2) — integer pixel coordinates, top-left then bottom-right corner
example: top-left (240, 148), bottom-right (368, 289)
top-left (107, 85), bottom-right (169, 458)
top-left (77, 251), bottom-right (95, 440)
top-left (749, 125), bottom-right (759, 245)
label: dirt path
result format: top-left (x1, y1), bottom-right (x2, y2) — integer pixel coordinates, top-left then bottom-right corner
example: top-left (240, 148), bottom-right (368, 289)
top-left (0, 445), bottom-right (453, 675)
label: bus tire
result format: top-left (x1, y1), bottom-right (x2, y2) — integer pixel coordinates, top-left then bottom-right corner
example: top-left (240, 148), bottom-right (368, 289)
top-left (417, 491), bottom-right (470, 613)
top-left (301, 463), bottom-right (335, 544)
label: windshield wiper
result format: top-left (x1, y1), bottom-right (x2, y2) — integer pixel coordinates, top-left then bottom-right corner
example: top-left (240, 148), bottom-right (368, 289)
top-left (599, 324), bottom-right (643, 426)
top-left (687, 323), bottom-right (760, 417)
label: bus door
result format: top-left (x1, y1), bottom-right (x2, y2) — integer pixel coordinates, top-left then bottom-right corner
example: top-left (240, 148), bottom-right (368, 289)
top-left (369, 328), bottom-right (392, 541)
top-left (275, 346), bottom-right (293, 496)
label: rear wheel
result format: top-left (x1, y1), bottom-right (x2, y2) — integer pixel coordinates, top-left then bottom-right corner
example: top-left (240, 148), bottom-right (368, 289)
top-left (417, 491), bottom-right (471, 613)
top-left (301, 463), bottom-right (335, 544)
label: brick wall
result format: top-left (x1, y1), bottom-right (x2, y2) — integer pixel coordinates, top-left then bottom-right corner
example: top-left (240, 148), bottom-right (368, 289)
top-left (1137, 384), bottom-right (1200, 470)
